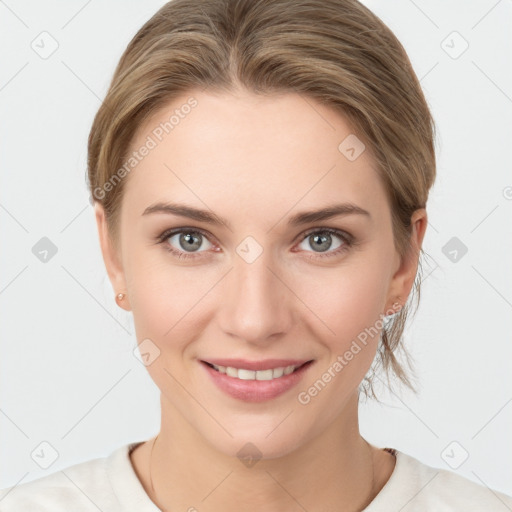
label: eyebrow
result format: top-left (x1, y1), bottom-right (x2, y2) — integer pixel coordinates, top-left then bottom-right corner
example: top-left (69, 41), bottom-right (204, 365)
top-left (142, 201), bottom-right (371, 229)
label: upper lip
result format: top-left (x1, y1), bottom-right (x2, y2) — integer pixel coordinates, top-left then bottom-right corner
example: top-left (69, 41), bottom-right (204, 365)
top-left (201, 358), bottom-right (312, 371)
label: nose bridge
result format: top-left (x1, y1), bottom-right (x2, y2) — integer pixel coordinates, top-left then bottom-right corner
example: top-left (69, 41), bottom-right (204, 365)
top-left (217, 247), bottom-right (293, 343)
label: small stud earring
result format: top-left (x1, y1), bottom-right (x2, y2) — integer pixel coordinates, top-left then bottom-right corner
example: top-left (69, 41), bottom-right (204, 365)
top-left (116, 293), bottom-right (125, 301)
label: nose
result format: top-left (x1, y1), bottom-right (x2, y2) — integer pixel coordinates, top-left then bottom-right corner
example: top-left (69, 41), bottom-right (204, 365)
top-left (216, 250), bottom-right (295, 346)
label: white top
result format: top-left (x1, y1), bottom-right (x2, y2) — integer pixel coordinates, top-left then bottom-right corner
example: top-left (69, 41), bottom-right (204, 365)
top-left (1, 442), bottom-right (511, 511)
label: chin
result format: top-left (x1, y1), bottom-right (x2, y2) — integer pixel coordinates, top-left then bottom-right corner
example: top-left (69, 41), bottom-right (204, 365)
top-left (195, 415), bottom-right (313, 462)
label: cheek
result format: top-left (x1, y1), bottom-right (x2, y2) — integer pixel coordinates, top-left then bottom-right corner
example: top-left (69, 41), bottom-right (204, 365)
top-left (295, 257), bottom-right (390, 351)
top-left (125, 261), bottom-right (207, 395)
top-left (124, 246), bottom-right (217, 350)
top-left (293, 262), bottom-right (390, 414)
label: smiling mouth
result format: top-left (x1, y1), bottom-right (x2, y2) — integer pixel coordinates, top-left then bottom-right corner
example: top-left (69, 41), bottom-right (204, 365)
top-left (202, 360), bottom-right (313, 381)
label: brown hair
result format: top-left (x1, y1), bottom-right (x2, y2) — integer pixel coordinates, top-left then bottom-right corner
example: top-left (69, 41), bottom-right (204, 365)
top-left (87, 0), bottom-right (437, 399)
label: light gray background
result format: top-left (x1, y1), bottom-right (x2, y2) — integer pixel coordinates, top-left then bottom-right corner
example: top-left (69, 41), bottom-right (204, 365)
top-left (1, 0), bottom-right (511, 499)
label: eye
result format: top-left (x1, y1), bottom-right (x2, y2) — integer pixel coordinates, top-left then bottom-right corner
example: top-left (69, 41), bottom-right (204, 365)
top-left (295, 228), bottom-right (353, 259)
top-left (156, 226), bottom-right (354, 261)
top-left (157, 227), bottom-right (216, 260)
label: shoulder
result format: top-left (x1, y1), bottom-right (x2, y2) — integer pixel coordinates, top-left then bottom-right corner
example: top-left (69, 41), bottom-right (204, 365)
top-left (0, 444), bottom-right (133, 512)
top-left (367, 448), bottom-right (512, 511)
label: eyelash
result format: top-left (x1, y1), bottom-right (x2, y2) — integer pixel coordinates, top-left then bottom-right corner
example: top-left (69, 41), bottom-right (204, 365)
top-left (156, 226), bottom-right (354, 261)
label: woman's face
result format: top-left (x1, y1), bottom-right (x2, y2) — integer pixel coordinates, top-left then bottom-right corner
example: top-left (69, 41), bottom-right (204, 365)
top-left (96, 88), bottom-right (426, 459)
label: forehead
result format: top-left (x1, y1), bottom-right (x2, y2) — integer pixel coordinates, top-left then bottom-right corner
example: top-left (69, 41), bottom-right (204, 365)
top-left (122, 89), bottom-right (388, 227)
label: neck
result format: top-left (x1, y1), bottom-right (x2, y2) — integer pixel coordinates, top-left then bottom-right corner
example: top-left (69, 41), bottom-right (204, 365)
top-left (132, 392), bottom-right (394, 512)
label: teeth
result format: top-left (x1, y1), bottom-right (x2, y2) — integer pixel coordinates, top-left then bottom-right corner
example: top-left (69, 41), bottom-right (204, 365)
top-left (283, 365), bottom-right (295, 375)
top-left (272, 367), bottom-right (284, 378)
top-left (210, 363), bottom-right (303, 380)
top-left (256, 369), bottom-right (273, 380)
top-left (238, 369), bottom-right (256, 380)
top-left (226, 366), bottom-right (238, 378)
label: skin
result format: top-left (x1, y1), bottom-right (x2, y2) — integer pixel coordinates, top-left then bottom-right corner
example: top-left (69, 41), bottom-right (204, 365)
top-left (95, 87), bottom-right (427, 511)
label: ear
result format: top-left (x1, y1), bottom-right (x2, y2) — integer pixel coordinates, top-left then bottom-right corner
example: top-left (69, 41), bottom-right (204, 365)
top-left (385, 208), bottom-right (428, 314)
top-left (94, 203), bottom-right (131, 311)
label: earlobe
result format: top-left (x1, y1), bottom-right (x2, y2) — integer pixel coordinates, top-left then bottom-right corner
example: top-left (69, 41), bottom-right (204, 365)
top-left (384, 208), bottom-right (428, 314)
top-left (94, 203), bottom-right (131, 311)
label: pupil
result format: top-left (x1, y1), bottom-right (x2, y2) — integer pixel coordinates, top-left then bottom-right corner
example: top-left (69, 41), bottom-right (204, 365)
top-left (181, 232), bottom-right (201, 251)
top-left (311, 233), bottom-right (331, 252)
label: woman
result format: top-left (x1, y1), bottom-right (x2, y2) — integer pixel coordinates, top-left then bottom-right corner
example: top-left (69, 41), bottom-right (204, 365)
top-left (1, 0), bottom-right (511, 510)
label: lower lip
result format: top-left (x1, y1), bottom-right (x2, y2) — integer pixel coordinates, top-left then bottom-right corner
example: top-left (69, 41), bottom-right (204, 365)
top-left (200, 360), bottom-right (314, 402)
